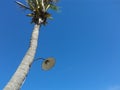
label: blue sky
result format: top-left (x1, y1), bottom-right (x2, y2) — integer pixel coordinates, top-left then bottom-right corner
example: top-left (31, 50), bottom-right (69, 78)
top-left (0, 0), bottom-right (120, 90)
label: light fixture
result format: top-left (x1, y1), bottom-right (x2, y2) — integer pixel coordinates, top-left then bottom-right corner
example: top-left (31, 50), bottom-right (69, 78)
top-left (41, 57), bottom-right (55, 71)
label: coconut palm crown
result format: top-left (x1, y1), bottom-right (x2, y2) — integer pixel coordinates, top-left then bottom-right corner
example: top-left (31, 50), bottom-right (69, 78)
top-left (16, 0), bottom-right (59, 25)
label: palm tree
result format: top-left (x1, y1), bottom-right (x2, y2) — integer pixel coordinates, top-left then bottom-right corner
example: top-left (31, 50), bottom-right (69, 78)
top-left (4, 0), bottom-right (59, 90)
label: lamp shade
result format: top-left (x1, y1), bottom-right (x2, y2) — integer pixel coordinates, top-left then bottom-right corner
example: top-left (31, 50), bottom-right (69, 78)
top-left (42, 57), bottom-right (55, 70)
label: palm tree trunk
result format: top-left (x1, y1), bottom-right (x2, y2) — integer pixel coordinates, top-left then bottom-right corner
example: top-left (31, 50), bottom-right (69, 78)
top-left (4, 21), bottom-right (42, 90)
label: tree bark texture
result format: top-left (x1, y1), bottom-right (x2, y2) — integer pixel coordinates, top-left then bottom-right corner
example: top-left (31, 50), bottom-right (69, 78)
top-left (4, 24), bottom-right (41, 90)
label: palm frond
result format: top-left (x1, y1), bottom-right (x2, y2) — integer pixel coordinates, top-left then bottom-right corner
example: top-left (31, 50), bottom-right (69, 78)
top-left (45, 4), bottom-right (50, 11)
top-left (15, 1), bottom-right (30, 10)
top-left (27, 0), bottom-right (35, 11)
top-left (35, 0), bottom-right (39, 8)
top-left (27, 13), bottom-right (34, 17)
top-left (49, 4), bottom-right (59, 11)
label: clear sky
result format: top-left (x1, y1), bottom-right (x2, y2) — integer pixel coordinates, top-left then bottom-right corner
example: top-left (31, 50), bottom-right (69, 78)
top-left (0, 0), bottom-right (120, 90)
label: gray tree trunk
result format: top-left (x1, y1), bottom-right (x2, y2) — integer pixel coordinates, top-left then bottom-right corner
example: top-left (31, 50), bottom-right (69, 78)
top-left (4, 21), bottom-right (42, 90)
